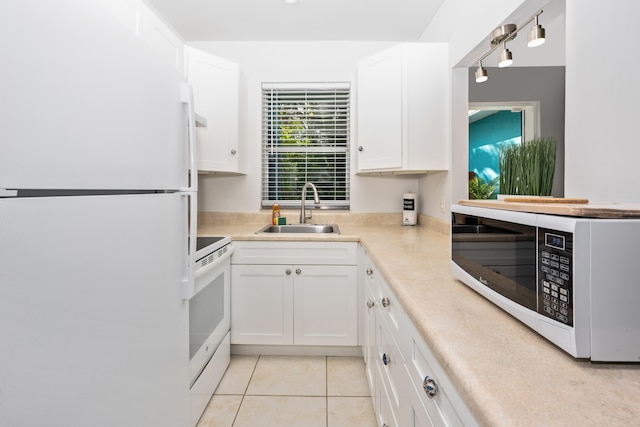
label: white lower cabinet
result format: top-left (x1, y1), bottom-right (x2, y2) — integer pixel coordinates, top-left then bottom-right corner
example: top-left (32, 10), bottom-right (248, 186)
top-left (293, 265), bottom-right (357, 345)
top-left (231, 264), bottom-right (293, 345)
top-left (231, 242), bottom-right (358, 347)
top-left (361, 248), bottom-right (477, 427)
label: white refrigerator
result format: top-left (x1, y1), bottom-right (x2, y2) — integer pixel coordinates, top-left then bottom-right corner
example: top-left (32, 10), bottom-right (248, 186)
top-left (1, 1), bottom-right (197, 426)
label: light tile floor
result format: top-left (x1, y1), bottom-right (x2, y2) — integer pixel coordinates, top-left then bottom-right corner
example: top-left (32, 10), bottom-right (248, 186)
top-left (196, 355), bottom-right (377, 427)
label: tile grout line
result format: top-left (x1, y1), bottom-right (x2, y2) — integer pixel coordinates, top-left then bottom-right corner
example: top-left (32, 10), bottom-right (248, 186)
top-left (325, 356), bottom-right (329, 427)
top-left (231, 355), bottom-right (261, 427)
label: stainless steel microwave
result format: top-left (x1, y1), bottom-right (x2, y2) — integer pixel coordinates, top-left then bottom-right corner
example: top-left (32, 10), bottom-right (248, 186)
top-left (451, 204), bottom-right (640, 362)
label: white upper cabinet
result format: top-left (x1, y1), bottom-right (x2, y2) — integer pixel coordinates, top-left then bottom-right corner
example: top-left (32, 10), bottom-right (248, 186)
top-left (101, 0), bottom-right (184, 72)
top-left (185, 47), bottom-right (242, 175)
top-left (138, 8), bottom-right (184, 72)
top-left (356, 43), bottom-right (450, 174)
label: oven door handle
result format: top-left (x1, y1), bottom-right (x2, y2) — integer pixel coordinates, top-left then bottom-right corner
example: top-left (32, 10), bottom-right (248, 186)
top-left (191, 246), bottom-right (234, 298)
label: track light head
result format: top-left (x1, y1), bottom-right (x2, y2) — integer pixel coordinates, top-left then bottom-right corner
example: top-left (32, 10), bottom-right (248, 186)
top-left (475, 62), bottom-right (488, 83)
top-left (528, 16), bottom-right (546, 47)
top-left (498, 44), bottom-right (513, 68)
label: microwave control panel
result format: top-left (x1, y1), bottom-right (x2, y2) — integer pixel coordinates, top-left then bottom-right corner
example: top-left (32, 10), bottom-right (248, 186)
top-left (537, 228), bottom-right (574, 326)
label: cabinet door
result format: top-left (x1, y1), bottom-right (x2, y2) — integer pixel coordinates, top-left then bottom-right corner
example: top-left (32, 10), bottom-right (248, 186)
top-left (100, 0), bottom-right (141, 36)
top-left (356, 47), bottom-right (403, 171)
top-left (293, 265), bottom-right (358, 346)
top-left (231, 265), bottom-right (293, 345)
top-left (185, 47), bottom-right (240, 174)
top-left (102, 0), bottom-right (184, 72)
top-left (139, 7), bottom-right (184, 72)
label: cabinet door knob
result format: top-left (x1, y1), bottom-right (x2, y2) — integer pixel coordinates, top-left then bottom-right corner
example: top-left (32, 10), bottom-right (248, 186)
top-left (382, 353), bottom-right (390, 365)
top-left (230, 148), bottom-right (237, 155)
top-left (381, 297), bottom-right (390, 308)
top-left (366, 267), bottom-right (373, 276)
top-left (358, 146), bottom-right (364, 152)
top-left (423, 376), bottom-right (439, 399)
top-left (366, 299), bottom-right (375, 309)
top-left (295, 268), bottom-right (302, 275)
top-left (286, 269), bottom-right (292, 275)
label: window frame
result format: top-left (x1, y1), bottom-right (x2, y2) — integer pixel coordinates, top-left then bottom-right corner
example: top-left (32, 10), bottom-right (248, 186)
top-left (261, 82), bottom-right (351, 210)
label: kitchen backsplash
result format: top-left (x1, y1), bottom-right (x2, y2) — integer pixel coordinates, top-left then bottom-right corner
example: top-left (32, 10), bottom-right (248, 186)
top-left (197, 211), bottom-right (449, 235)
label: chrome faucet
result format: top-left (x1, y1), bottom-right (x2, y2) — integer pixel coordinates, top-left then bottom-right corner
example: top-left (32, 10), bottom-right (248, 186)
top-left (300, 182), bottom-right (320, 224)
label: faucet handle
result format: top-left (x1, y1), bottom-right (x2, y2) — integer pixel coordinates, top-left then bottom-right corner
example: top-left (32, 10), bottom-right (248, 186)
top-left (305, 209), bottom-right (313, 220)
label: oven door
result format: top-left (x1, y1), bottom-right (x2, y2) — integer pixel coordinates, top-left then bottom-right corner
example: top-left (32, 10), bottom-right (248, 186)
top-left (189, 246), bottom-right (232, 385)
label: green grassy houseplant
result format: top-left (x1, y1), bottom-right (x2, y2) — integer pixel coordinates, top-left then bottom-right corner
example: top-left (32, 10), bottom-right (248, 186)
top-left (469, 175), bottom-right (498, 199)
top-left (498, 137), bottom-right (557, 196)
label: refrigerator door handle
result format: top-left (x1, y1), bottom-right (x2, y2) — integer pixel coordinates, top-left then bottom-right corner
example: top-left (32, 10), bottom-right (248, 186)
top-left (181, 83), bottom-right (198, 192)
top-left (181, 191), bottom-right (197, 300)
top-left (0, 189), bottom-right (18, 198)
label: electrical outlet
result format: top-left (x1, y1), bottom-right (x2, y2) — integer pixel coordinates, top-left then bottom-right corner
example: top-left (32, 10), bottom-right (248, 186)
top-left (440, 194), bottom-right (446, 213)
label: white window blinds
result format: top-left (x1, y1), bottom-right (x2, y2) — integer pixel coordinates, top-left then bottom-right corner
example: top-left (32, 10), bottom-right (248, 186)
top-left (261, 82), bottom-right (350, 209)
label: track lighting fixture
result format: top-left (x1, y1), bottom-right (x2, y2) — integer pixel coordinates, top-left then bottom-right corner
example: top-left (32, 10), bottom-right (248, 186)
top-left (473, 11), bottom-right (547, 82)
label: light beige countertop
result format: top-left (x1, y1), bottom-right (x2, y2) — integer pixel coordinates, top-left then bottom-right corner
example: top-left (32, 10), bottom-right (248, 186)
top-left (199, 213), bottom-right (640, 426)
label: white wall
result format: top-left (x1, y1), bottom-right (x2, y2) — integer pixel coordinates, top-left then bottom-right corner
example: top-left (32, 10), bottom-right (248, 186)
top-left (190, 41), bottom-right (420, 213)
top-left (564, 0), bottom-right (640, 202)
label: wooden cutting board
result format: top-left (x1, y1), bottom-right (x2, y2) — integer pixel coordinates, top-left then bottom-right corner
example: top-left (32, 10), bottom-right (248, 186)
top-left (457, 199), bottom-right (640, 218)
top-left (501, 197), bottom-right (589, 204)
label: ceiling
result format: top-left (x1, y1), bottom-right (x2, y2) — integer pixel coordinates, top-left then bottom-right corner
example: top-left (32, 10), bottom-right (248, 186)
top-left (145, 0), bottom-right (445, 41)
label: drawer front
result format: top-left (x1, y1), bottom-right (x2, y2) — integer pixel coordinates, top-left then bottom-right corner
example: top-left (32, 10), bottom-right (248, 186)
top-left (375, 310), bottom-right (405, 417)
top-left (405, 323), bottom-right (473, 427)
top-left (407, 380), bottom-right (439, 427)
top-left (362, 252), bottom-right (378, 296)
top-left (232, 241), bottom-right (357, 265)
top-left (375, 358), bottom-right (401, 427)
top-left (376, 275), bottom-right (404, 335)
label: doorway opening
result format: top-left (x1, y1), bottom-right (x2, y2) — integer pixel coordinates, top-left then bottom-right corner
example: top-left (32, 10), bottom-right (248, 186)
top-left (468, 102), bottom-right (540, 198)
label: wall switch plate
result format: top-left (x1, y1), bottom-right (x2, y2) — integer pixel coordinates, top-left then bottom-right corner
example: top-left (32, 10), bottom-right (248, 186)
top-left (440, 194), bottom-right (446, 213)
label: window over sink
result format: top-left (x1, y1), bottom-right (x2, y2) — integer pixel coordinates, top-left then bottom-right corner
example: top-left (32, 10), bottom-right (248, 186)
top-left (260, 82), bottom-right (350, 210)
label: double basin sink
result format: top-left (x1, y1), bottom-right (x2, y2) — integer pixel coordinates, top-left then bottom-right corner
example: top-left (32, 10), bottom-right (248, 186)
top-left (256, 224), bottom-right (340, 234)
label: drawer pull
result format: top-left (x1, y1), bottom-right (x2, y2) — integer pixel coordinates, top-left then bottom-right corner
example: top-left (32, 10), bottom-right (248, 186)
top-left (366, 299), bottom-right (375, 309)
top-left (381, 297), bottom-right (390, 308)
top-left (423, 376), bottom-right (438, 399)
top-left (382, 353), bottom-right (390, 366)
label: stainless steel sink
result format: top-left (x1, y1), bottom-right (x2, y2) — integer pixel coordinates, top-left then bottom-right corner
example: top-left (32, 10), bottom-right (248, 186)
top-left (256, 224), bottom-right (340, 234)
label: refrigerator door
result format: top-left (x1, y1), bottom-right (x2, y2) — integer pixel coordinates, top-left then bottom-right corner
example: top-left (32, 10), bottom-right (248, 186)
top-left (1, 0), bottom-right (188, 191)
top-left (0, 193), bottom-right (190, 427)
